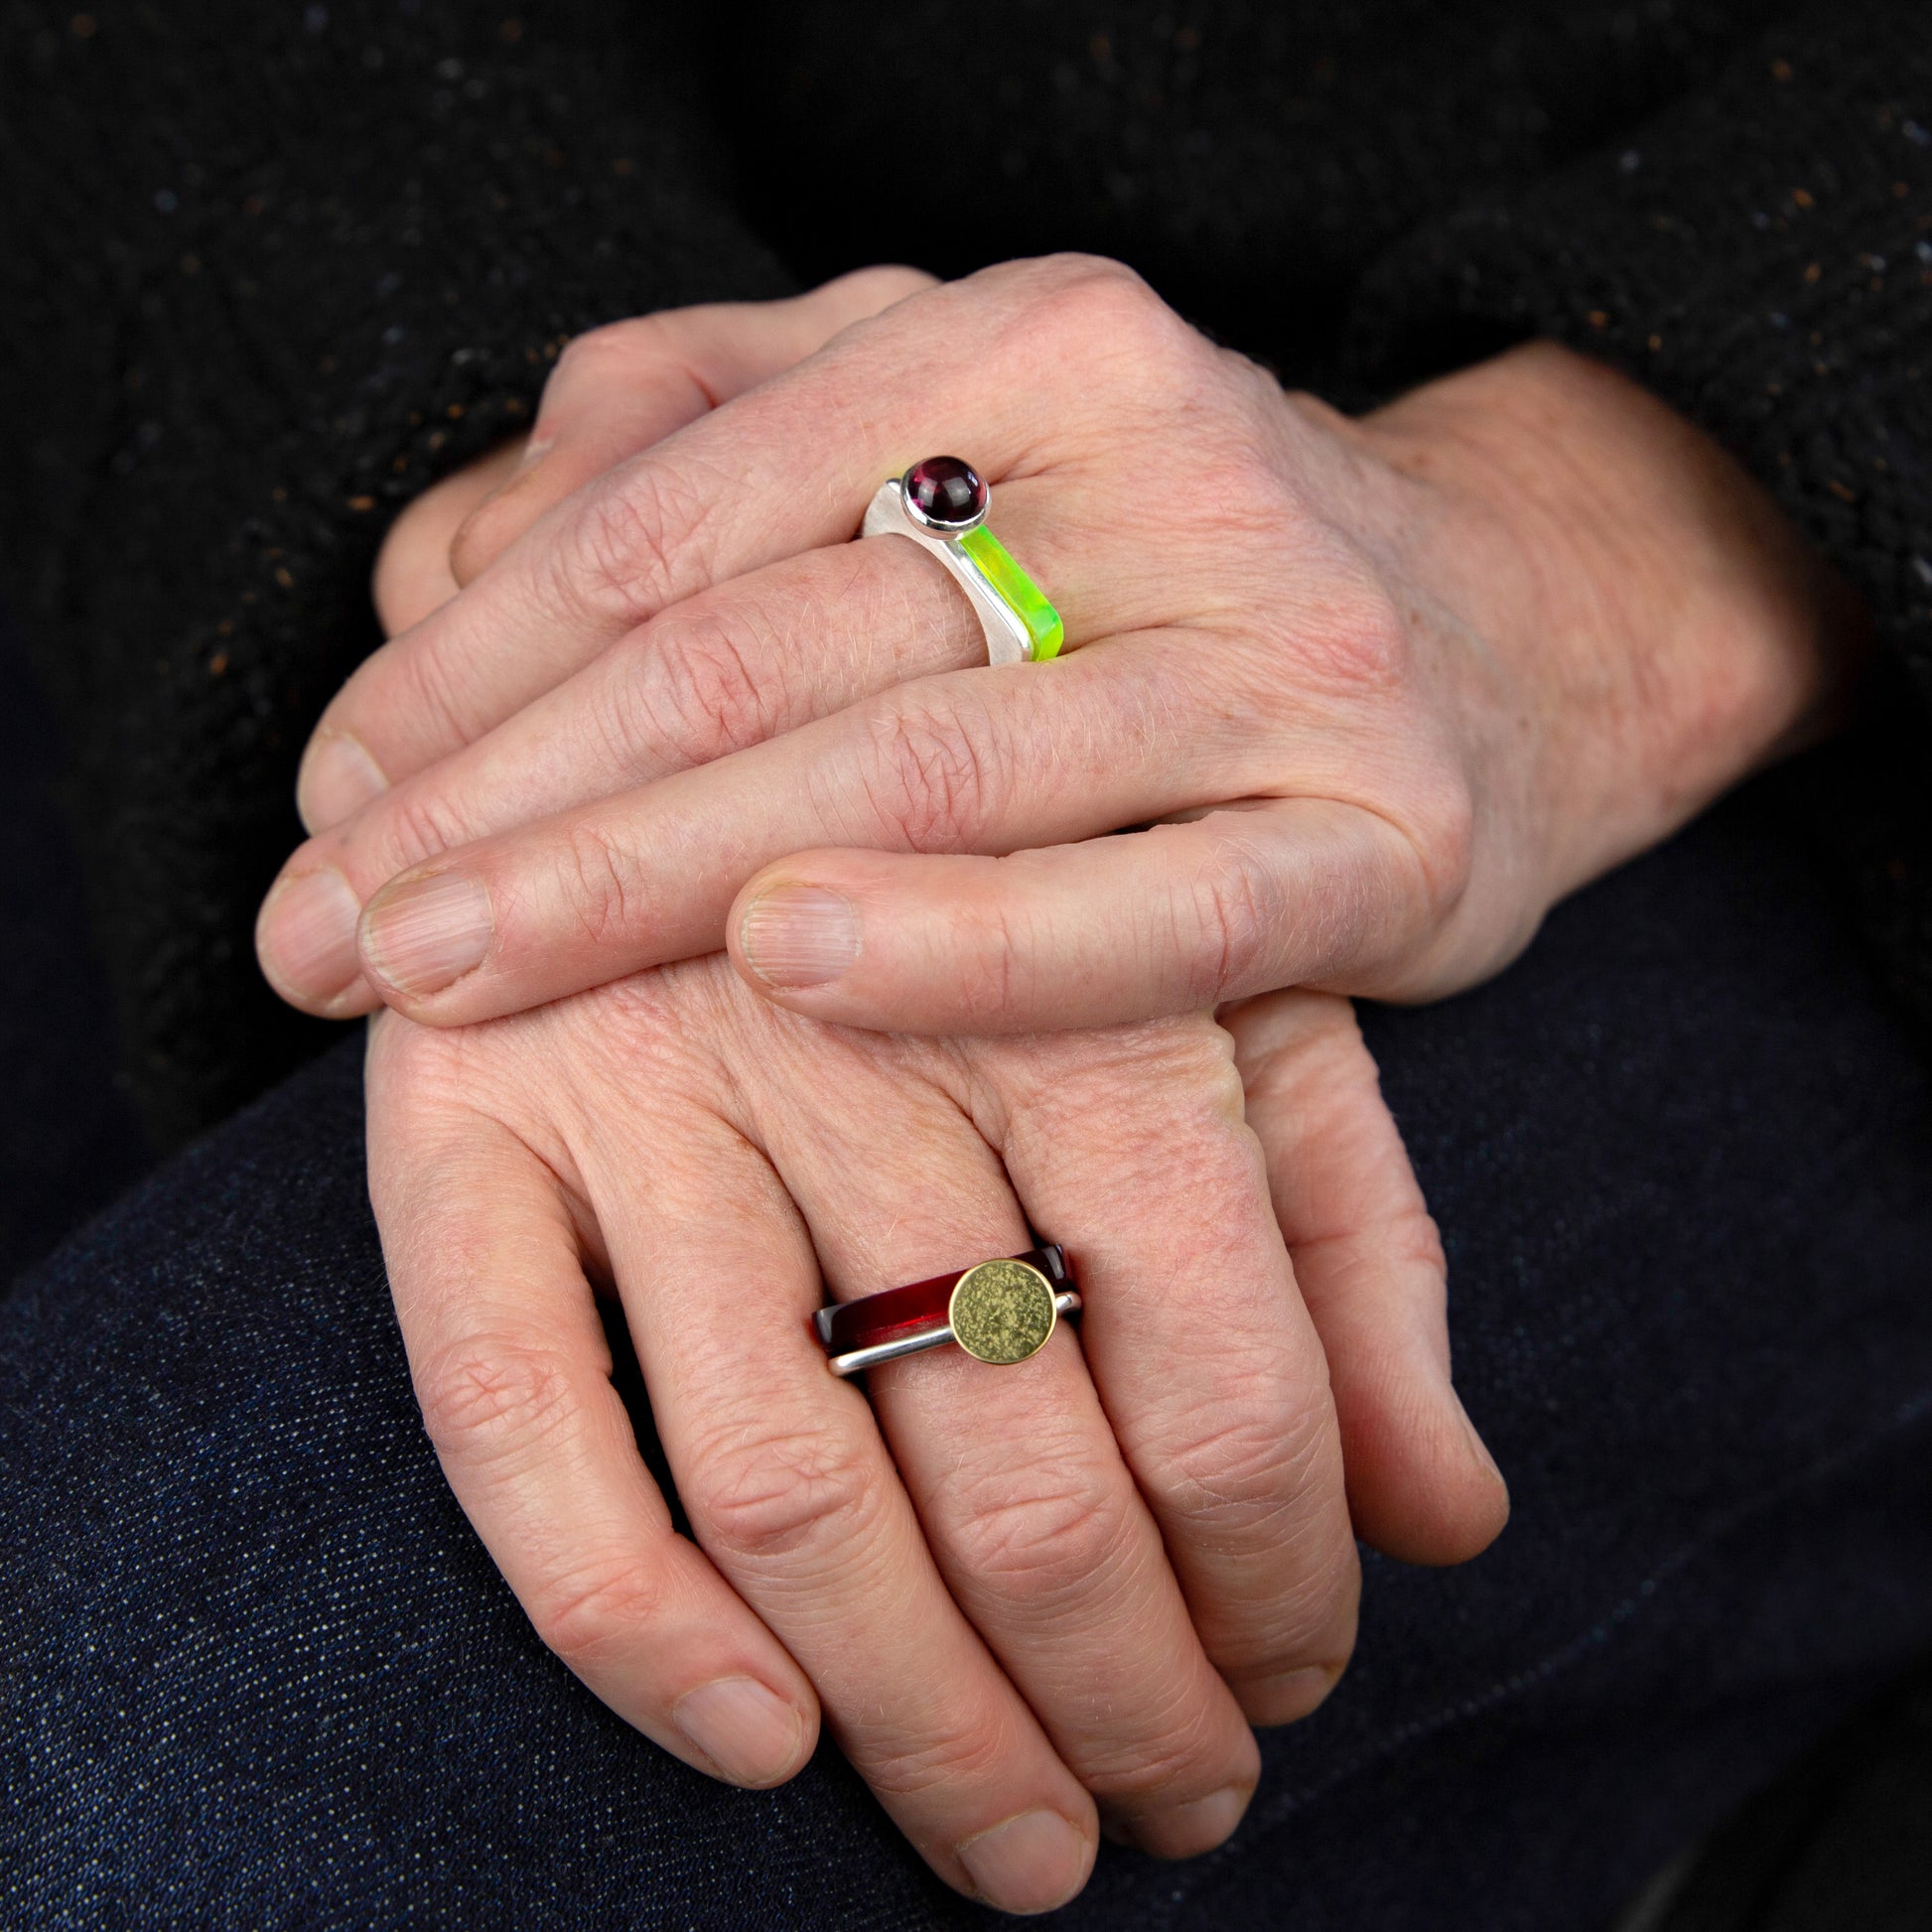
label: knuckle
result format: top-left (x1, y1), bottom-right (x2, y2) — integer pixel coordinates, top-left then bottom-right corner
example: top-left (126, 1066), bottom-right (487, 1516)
top-left (550, 318), bottom-right (654, 385)
top-left (1032, 252), bottom-right (1156, 325)
top-left (1296, 578), bottom-right (1414, 701)
top-left (941, 1466), bottom-right (1133, 1610)
top-left (1414, 769), bottom-right (1477, 912)
top-left (548, 467), bottom-right (713, 629)
top-left (362, 1004), bottom-right (487, 1112)
top-left (623, 607), bottom-right (787, 769)
top-left (853, 695), bottom-right (1002, 850)
top-left (448, 494), bottom-right (519, 586)
top-left (1001, 1009), bottom-right (1241, 1121)
top-left (943, 894), bottom-right (1025, 1027)
top-left (688, 1418), bottom-right (884, 1567)
top-left (1143, 1395), bottom-right (1329, 1547)
top-left (1187, 824), bottom-right (1284, 1002)
top-left (1234, 1558), bottom-right (1362, 1685)
top-left (414, 1332), bottom-right (578, 1472)
top-left (1027, 255), bottom-right (1197, 372)
top-left (1372, 755), bottom-right (1476, 938)
top-left (376, 780), bottom-right (485, 872)
top-left (856, 1713), bottom-right (1026, 1807)
top-left (1387, 1199), bottom-right (1449, 1281)
top-left (384, 625), bottom-right (488, 753)
top-left (1088, 1711), bottom-right (1243, 1807)
top-left (554, 817), bottom-right (641, 949)
top-left (526, 1549), bottom-right (667, 1671)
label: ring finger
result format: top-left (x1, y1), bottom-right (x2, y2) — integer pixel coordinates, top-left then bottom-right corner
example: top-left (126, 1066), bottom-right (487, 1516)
top-left (725, 1015), bottom-right (1266, 1856)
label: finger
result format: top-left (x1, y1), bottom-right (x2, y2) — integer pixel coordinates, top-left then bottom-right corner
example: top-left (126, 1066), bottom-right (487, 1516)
top-left (723, 798), bottom-right (1430, 1035)
top-left (736, 1017), bottom-right (1262, 1859)
top-left (257, 468), bottom-right (1195, 1021)
top-left (372, 439), bottom-right (529, 638)
top-left (980, 1016), bottom-right (1362, 1729)
top-left (724, 798), bottom-right (1427, 1032)
top-left (363, 1018), bottom-right (820, 1789)
top-left (259, 482), bottom-right (1038, 1020)
top-left (1221, 990), bottom-right (1509, 1566)
top-left (270, 640), bottom-right (1407, 1027)
top-left (447, 266), bottom-right (938, 589)
top-left (301, 264), bottom-right (940, 829)
top-left (302, 254), bottom-right (1178, 808)
top-left (573, 1052), bottom-right (1098, 1915)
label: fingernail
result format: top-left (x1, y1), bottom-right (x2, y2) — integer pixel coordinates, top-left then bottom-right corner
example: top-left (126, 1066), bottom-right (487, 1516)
top-left (672, 1677), bottom-right (805, 1788)
top-left (739, 886), bottom-right (861, 989)
top-left (258, 868), bottom-right (363, 1004)
top-left (956, 1809), bottom-right (1090, 1915)
top-left (359, 869), bottom-right (494, 998)
top-left (1456, 1396), bottom-right (1508, 1491)
top-left (1239, 1660), bottom-right (1343, 1726)
top-left (297, 732), bottom-right (388, 831)
top-left (1127, 1785), bottom-right (1251, 1861)
top-left (471, 436), bottom-right (552, 517)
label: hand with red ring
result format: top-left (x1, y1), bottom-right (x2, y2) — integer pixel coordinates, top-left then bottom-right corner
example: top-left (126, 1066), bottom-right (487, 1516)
top-left (361, 954), bottom-right (1479, 1915)
top-left (260, 264), bottom-right (1538, 1915)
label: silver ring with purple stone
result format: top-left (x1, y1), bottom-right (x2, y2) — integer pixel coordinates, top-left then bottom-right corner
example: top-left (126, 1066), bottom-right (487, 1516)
top-left (860, 456), bottom-right (1064, 667)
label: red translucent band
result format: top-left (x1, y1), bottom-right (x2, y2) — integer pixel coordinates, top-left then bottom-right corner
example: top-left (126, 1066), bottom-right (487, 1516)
top-left (813, 1245), bottom-right (1072, 1357)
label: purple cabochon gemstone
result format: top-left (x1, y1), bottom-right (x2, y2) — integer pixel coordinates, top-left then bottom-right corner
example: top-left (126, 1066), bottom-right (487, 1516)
top-left (903, 455), bottom-right (988, 529)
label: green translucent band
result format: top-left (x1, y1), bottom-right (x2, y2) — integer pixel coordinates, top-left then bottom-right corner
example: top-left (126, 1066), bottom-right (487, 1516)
top-left (958, 525), bottom-right (1065, 661)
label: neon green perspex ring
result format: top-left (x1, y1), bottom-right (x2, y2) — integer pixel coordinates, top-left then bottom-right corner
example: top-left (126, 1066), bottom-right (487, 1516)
top-left (859, 456), bottom-right (1064, 666)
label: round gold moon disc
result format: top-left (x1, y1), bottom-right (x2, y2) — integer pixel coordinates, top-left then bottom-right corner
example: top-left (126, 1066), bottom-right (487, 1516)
top-left (948, 1259), bottom-right (1058, 1366)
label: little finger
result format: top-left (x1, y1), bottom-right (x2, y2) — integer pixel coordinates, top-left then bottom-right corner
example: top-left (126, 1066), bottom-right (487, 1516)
top-left (1223, 989), bottom-right (1509, 1565)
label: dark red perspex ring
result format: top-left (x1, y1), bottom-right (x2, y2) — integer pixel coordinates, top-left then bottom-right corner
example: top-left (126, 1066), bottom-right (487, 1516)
top-left (815, 1245), bottom-right (1077, 1376)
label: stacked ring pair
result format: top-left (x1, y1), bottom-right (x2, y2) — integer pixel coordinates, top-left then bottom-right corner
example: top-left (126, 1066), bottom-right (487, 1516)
top-left (816, 1246), bottom-right (1081, 1377)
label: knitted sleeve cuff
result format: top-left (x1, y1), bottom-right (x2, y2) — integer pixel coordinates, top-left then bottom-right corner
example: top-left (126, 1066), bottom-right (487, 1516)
top-left (1351, 3), bottom-right (1932, 694)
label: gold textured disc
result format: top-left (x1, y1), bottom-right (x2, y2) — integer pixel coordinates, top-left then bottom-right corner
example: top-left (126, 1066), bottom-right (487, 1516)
top-left (948, 1259), bottom-right (1057, 1366)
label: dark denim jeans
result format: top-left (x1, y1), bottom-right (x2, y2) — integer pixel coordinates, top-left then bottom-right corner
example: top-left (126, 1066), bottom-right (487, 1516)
top-left (6, 773), bottom-right (1932, 1931)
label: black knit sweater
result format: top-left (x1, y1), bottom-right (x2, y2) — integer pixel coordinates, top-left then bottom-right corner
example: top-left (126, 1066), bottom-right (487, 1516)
top-left (3, 0), bottom-right (1927, 1146)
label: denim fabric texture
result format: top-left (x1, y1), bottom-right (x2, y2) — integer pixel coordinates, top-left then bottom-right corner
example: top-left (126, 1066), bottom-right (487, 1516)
top-left (4, 765), bottom-right (1931, 1931)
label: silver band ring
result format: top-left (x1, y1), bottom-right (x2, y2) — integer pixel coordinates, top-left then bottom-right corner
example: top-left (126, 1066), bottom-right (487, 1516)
top-left (859, 457), bottom-right (1064, 668)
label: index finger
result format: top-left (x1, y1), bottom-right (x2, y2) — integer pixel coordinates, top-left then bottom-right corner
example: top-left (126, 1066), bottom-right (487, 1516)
top-left (365, 1029), bottom-right (821, 1787)
top-left (445, 267), bottom-right (939, 593)
top-left (304, 255), bottom-right (1168, 806)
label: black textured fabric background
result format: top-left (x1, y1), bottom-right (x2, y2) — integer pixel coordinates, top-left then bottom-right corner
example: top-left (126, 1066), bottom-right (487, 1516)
top-left (1, 0), bottom-right (1928, 1141)
top-left (0, 615), bottom-right (145, 1284)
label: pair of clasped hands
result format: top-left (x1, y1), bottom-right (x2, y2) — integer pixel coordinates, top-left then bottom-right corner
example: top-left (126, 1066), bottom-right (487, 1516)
top-left (256, 258), bottom-right (1843, 1913)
